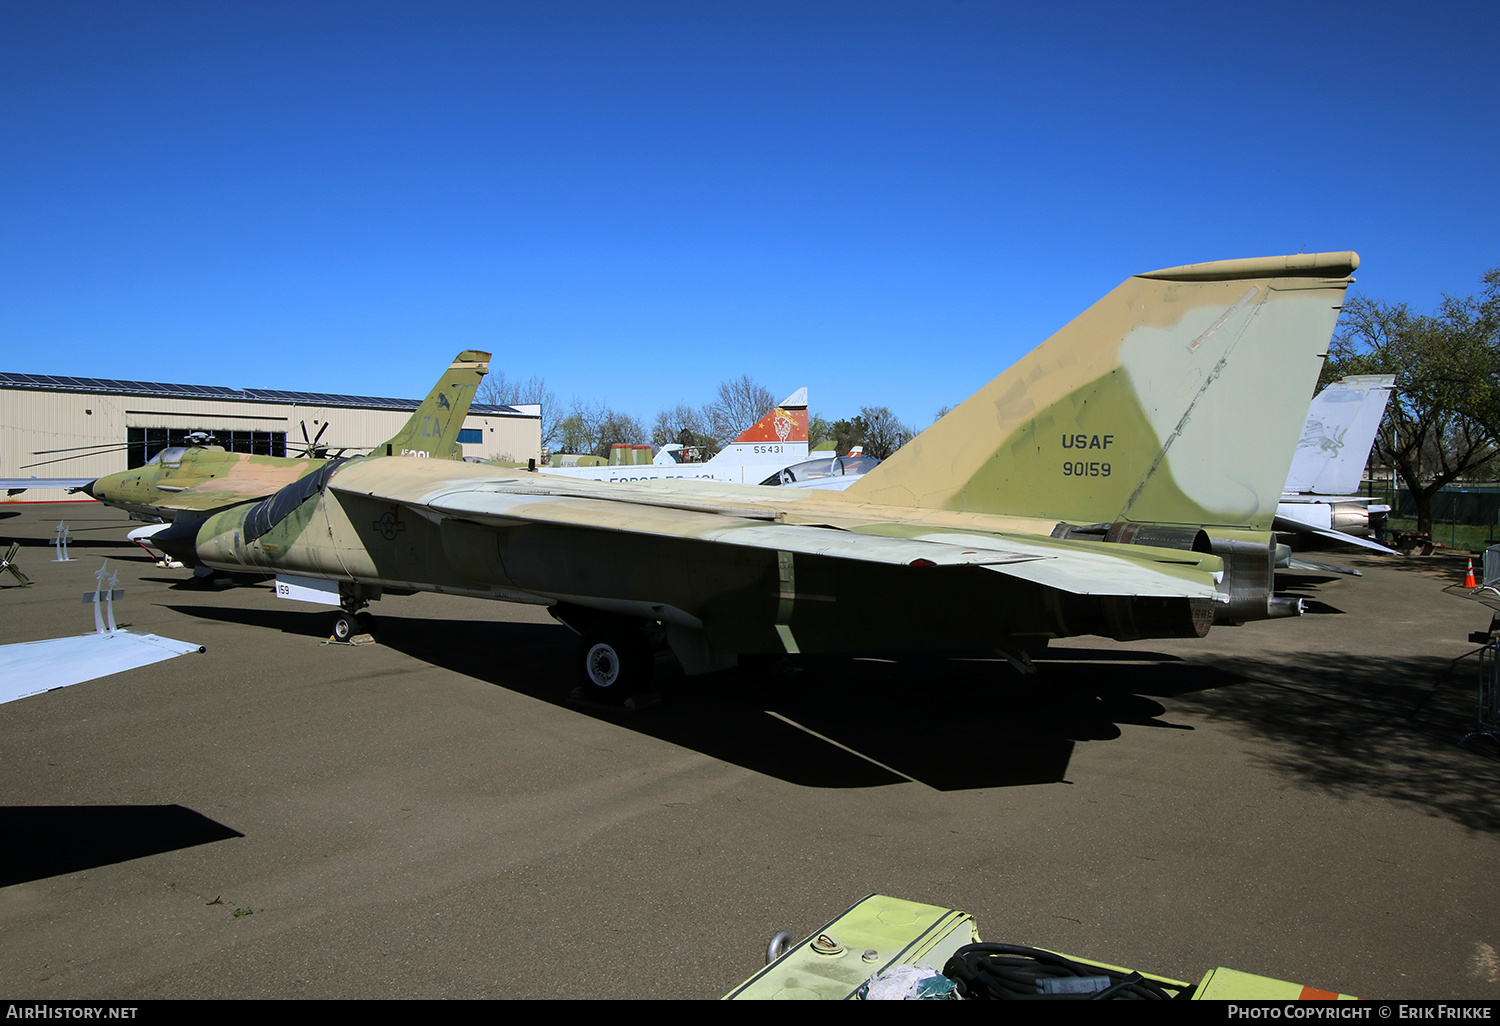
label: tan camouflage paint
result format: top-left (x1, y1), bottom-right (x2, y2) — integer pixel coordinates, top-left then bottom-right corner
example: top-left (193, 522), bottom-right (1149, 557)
top-left (178, 255), bottom-right (1357, 656)
top-left (846, 253), bottom-right (1357, 531)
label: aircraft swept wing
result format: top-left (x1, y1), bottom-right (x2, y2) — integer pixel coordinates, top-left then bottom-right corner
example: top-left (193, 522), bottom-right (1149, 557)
top-left (155, 253), bottom-right (1358, 694)
top-left (0, 475), bottom-right (95, 496)
top-left (83, 351), bottom-right (491, 521)
top-left (349, 471), bottom-right (1221, 598)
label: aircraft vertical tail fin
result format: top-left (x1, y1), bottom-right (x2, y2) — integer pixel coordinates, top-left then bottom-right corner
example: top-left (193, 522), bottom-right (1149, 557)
top-left (377, 351), bottom-right (491, 460)
top-left (845, 254), bottom-right (1359, 532)
top-left (1283, 374), bottom-right (1395, 496)
top-left (706, 388), bottom-right (810, 465)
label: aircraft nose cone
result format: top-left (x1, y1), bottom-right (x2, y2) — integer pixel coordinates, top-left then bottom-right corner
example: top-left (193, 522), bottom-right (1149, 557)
top-left (152, 519), bottom-right (203, 568)
top-left (79, 480), bottom-right (98, 499)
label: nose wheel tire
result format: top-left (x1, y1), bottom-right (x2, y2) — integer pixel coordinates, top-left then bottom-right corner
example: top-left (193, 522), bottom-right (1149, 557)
top-left (332, 611), bottom-right (358, 642)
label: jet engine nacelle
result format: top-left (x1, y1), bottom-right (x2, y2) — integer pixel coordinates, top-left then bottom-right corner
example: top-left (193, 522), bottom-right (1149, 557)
top-left (1050, 521), bottom-right (1302, 625)
top-left (1328, 501), bottom-right (1378, 538)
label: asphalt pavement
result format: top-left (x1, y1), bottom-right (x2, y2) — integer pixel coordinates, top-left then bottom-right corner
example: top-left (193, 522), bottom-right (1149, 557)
top-left (1, 501), bottom-right (1497, 999)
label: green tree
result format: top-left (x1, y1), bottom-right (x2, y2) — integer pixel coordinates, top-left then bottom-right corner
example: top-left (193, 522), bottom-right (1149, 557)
top-left (858, 405), bottom-right (916, 460)
top-left (556, 398), bottom-right (648, 459)
top-left (831, 414), bottom-right (867, 456)
top-left (1322, 269), bottom-right (1500, 536)
top-left (553, 412), bottom-right (594, 456)
top-left (807, 413), bottom-right (831, 451)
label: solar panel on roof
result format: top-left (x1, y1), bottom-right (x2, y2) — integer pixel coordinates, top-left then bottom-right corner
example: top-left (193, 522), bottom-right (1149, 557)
top-left (2, 371), bottom-right (539, 418)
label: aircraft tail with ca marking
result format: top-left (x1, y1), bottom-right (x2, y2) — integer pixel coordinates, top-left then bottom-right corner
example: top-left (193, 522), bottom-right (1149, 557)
top-left (845, 254), bottom-right (1359, 534)
top-left (377, 351), bottom-right (491, 460)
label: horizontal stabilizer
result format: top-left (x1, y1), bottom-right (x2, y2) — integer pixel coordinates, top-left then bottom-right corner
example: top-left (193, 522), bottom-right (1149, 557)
top-left (1286, 557), bottom-right (1363, 576)
top-left (0, 631), bottom-right (205, 705)
top-left (1274, 515), bottom-right (1397, 554)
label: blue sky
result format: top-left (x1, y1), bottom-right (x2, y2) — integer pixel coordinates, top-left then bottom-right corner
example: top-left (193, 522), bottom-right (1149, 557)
top-left (3, 1), bottom-right (1496, 431)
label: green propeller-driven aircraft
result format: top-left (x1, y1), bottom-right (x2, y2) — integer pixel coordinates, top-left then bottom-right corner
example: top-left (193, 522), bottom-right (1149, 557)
top-left (155, 254), bottom-right (1357, 690)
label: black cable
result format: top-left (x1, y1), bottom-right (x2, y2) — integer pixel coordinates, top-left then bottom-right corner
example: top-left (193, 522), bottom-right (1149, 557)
top-left (942, 943), bottom-right (1178, 1000)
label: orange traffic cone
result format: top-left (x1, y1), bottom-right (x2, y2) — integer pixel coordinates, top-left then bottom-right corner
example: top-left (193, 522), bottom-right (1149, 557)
top-left (1464, 559), bottom-right (1477, 588)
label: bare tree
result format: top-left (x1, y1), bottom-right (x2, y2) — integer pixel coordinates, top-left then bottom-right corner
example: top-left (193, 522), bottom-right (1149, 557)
top-left (553, 397), bottom-right (647, 459)
top-left (593, 409), bottom-right (647, 458)
top-left (651, 403), bottom-right (718, 461)
top-left (858, 405), bottom-right (916, 459)
top-left (477, 370), bottom-right (560, 448)
top-left (707, 376), bottom-right (775, 443)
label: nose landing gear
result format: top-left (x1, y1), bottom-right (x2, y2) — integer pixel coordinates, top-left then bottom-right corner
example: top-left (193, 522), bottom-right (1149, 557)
top-left (330, 601), bottom-right (377, 644)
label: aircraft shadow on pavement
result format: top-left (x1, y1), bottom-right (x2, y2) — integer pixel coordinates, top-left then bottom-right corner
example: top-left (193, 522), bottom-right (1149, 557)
top-left (0, 805), bottom-right (243, 887)
top-left (147, 570), bottom-right (270, 589)
top-left (7, 536), bottom-right (129, 551)
top-left (356, 614), bottom-right (1232, 793)
top-left (158, 602), bottom-right (1233, 790)
top-left (165, 603), bottom-right (340, 638)
top-left (1171, 647), bottom-right (1500, 833)
top-left (1275, 575), bottom-right (1347, 614)
top-left (163, 601), bottom-right (1500, 822)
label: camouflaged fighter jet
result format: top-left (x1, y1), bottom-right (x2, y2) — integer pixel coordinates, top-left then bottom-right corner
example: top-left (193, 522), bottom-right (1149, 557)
top-left (81, 352), bottom-right (491, 523)
top-left (153, 253), bottom-right (1358, 692)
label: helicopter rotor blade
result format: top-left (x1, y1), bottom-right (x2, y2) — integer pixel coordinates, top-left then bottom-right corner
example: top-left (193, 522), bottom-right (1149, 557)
top-left (30, 442), bottom-right (136, 456)
top-left (20, 444), bottom-right (136, 470)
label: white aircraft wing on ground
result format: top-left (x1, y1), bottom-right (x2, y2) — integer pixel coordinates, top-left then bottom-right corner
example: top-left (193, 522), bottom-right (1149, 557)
top-left (0, 632), bottom-right (205, 705)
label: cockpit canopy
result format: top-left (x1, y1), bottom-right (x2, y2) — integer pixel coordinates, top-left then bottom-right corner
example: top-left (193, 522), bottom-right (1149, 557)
top-left (145, 447), bottom-right (189, 467)
top-left (760, 454), bottom-right (882, 486)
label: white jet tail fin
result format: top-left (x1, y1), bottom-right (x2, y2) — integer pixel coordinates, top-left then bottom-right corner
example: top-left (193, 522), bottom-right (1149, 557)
top-left (707, 388), bottom-right (810, 465)
top-left (1283, 375), bottom-right (1395, 496)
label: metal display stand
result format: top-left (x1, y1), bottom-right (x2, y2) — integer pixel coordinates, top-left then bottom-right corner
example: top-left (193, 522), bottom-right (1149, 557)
top-left (1463, 615), bottom-right (1500, 749)
top-left (1484, 544), bottom-right (1500, 594)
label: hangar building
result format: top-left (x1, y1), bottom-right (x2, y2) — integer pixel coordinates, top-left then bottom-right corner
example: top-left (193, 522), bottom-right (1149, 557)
top-left (1, 371), bottom-right (541, 503)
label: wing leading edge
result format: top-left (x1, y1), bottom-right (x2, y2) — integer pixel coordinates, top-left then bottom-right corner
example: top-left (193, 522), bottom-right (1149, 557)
top-left (335, 471), bottom-right (1223, 602)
